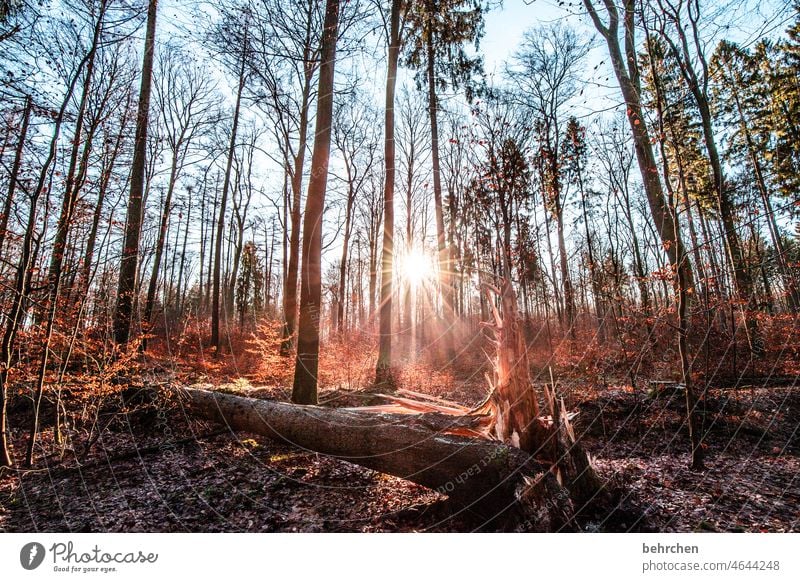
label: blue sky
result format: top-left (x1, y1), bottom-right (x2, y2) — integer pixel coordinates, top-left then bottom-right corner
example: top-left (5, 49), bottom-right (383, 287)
top-left (482, 0), bottom-right (578, 75)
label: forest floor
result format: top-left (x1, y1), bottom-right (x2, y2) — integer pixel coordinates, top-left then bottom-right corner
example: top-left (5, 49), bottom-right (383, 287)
top-left (0, 358), bottom-right (798, 532)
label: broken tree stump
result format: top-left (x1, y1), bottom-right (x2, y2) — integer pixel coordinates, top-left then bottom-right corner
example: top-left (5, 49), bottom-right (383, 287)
top-left (479, 279), bottom-right (602, 505)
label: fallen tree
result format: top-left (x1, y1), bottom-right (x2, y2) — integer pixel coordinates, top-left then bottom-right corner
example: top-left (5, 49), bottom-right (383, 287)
top-left (182, 279), bottom-right (601, 531)
top-left (183, 386), bottom-right (573, 529)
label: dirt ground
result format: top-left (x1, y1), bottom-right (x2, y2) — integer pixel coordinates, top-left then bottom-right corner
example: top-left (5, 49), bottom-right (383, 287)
top-left (0, 375), bottom-right (798, 532)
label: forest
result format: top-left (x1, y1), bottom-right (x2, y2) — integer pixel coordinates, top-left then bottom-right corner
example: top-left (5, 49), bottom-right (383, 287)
top-left (0, 0), bottom-right (798, 533)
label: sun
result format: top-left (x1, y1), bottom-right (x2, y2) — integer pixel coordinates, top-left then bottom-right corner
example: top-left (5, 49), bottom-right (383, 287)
top-left (401, 248), bottom-right (434, 288)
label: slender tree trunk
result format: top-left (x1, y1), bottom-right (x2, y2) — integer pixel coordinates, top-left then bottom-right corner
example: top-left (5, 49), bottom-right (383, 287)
top-left (177, 191), bottom-right (191, 317)
top-left (577, 165), bottom-right (604, 339)
top-left (167, 194), bottom-right (183, 311)
top-left (678, 247), bottom-right (703, 469)
top-left (619, 188), bottom-right (651, 313)
top-left (27, 4), bottom-right (110, 464)
top-left (725, 63), bottom-right (799, 312)
top-left (206, 176), bottom-right (220, 312)
top-left (142, 158), bottom-right (178, 350)
top-left (404, 141), bottom-right (414, 333)
top-left (699, 97), bottom-right (761, 352)
top-left (337, 180), bottom-right (354, 334)
top-left (198, 181), bottom-right (208, 311)
top-left (541, 184), bottom-right (563, 325)
top-left (584, 0), bottom-right (702, 468)
top-left (0, 191), bottom-right (41, 467)
top-left (554, 192), bottom-right (575, 337)
top-left (281, 71), bottom-right (314, 355)
top-left (212, 28), bottom-right (247, 352)
top-left (659, 11), bottom-right (760, 352)
top-left (113, 0), bottom-right (158, 345)
top-left (368, 221), bottom-right (379, 322)
top-left (80, 108), bottom-right (127, 300)
top-left (425, 3), bottom-right (456, 359)
top-left (375, 0), bottom-right (401, 387)
top-left (0, 54), bottom-right (83, 465)
top-left (291, 0), bottom-right (340, 404)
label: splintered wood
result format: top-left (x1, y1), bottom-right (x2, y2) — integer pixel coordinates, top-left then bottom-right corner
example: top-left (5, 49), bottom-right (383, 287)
top-left (339, 278), bottom-right (557, 454)
top-left (478, 279), bottom-right (540, 451)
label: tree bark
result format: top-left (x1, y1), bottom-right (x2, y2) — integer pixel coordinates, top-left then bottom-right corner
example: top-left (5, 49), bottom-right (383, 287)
top-left (425, 3), bottom-right (456, 360)
top-left (113, 0), bottom-right (158, 345)
top-left (337, 171), bottom-right (355, 334)
top-left (280, 8), bottom-right (317, 355)
top-left (183, 386), bottom-right (574, 529)
top-left (291, 0), bottom-right (340, 404)
top-left (376, 0), bottom-right (401, 387)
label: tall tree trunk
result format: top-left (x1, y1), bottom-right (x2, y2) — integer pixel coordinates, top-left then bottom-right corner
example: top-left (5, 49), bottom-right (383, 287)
top-left (576, 164), bottom-right (604, 340)
top-left (698, 94), bottom-right (760, 353)
top-left (0, 51), bottom-right (85, 465)
top-left (266, 218), bottom-right (275, 313)
top-left (177, 191), bottom-right (191, 317)
top-left (0, 189), bottom-right (41, 467)
top-left (79, 103), bottom-right (127, 301)
top-left (368, 219), bottom-right (379, 322)
top-left (425, 3), bottom-right (456, 360)
top-left (678, 245), bottom-right (703, 470)
top-left (292, 0), bottom-right (340, 404)
top-left (658, 6), bottom-right (760, 353)
top-left (540, 183), bottom-right (563, 325)
top-left (281, 57), bottom-right (315, 355)
top-left (375, 0), bottom-right (401, 387)
top-left (618, 187), bottom-right (651, 313)
top-left (198, 180), bottom-right (208, 311)
top-left (583, 0), bottom-right (702, 468)
top-left (113, 0), bottom-right (158, 345)
top-left (211, 28), bottom-right (247, 352)
top-left (554, 192), bottom-right (575, 337)
top-left (642, 14), bottom-right (704, 307)
top-left (205, 175), bottom-right (220, 312)
top-left (723, 58), bottom-right (799, 312)
top-left (167, 192), bottom-right (183, 312)
top-left (403, 139), bottom-right (414, 333)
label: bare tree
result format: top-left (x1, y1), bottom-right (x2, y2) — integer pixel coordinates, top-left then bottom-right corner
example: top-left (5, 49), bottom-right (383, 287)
top-left (291, 0), bottom-right (341, 404)
top-left (332, 93), bottom-right (379, 333)
top-left (141, 46), bottom-right (219, 350)
top-left (652, 0), bottom-right (761, 354)
top-left (210, 16), bottom-right (249, 352)
top-left (375, 0), bottom-right (404, 387)
top-left (508, 23), bottom-right (590, 337)
top-left (583, 0), bottom-right (702, 469)
top-left (113, 0), bottom-right (158, 346)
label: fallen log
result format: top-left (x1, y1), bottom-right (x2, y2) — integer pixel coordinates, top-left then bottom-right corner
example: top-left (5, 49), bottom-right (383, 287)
top-left (181, 386), bottom-right (575, 531)
top-left (180, 279), bottom-right (601, 530)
